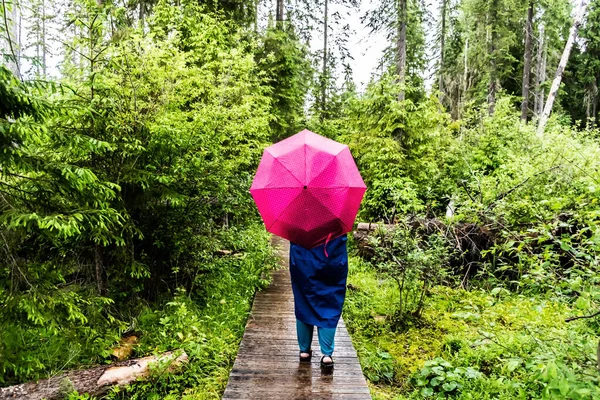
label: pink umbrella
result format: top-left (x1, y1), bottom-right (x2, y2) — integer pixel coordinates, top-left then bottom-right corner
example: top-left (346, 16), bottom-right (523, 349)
top-left (250, 129), bottom-right (367, 250)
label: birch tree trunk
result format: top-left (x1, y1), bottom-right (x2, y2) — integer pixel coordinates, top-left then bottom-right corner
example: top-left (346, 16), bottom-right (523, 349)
top-left (397, 0), bottom-right (407, 101)
top-left (2, 0), bottom-right (20, 78)
top-left (537, 0), bottom-right (590, 136)
top-left (521, 0), bottom-right (534, 123)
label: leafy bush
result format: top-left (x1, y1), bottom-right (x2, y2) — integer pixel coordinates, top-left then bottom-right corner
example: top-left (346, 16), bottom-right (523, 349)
top-left (0, 1), bottom-right (275, 387)
top-left (444, 98), bottom-right (600, 289)
top-left (411, 358), bottom-right (481, 397)
top-left (335, 75), bottom-right (454, 220)
top-left (345, 257), bottom-right (600, 399)
top-left (367, 219), bottom-right (452, 323)
top-left (361, 350), bottom-right (396, 384)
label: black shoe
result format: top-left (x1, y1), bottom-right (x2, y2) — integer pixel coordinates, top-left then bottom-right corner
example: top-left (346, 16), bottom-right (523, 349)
top-left (299, 350), bottom-right (312, 362)
top-left (320, 355), bottom-right (334, 369)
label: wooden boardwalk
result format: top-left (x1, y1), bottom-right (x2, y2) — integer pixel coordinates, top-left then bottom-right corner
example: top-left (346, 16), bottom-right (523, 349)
top-left (222, 237), bottom-right (371, 400)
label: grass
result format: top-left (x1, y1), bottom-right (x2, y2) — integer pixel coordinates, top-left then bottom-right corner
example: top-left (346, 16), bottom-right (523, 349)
top-left (344, 255), bottom-right (600, 399)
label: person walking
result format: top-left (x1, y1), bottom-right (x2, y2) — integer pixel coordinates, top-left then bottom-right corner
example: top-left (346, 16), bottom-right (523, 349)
top-left (289, 234), bottom-right (349, 370)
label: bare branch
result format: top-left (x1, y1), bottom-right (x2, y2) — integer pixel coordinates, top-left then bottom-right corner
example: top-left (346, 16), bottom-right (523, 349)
top-left (565, 310), bottom-right (600, 323)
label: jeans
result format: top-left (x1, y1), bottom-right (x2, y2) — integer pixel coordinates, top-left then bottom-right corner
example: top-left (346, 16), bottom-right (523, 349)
top-left (296, 319), bottom-right (336, 356)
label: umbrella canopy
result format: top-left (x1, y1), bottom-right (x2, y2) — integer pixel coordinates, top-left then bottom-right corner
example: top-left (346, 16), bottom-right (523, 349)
top-left (250, 129), bottom-right (366, 249)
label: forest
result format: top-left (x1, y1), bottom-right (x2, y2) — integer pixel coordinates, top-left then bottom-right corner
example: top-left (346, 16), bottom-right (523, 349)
top-left (0, 0), bottom-right (599, 398)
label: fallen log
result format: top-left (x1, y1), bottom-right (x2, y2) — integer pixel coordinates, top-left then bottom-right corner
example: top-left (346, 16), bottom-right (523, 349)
top-left (353, 223), bottom-right (392, 259)
top-left (0, 351), bottom-right (188, 400)
top-left (355, 222), bottom-right (392, 231)
top-left (353, 218), bottom-right (494, 283)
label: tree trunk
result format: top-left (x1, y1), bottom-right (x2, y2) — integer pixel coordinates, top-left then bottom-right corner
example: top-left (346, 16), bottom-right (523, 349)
top-left (488, 0), bottom-right (498, 115)
top-left (42, 0), bottom-right (47, 76)
top-left (14, 0), bottom-right (20, 73)
top-left (534, 24), bottom-right (545, 117)
top-left (95, 244), bottom-right (107, 296)
top-left (397, 0), bottom-right (407, 101)
top-left (2, 0), bottom-right (20, 78)
top-left (537, 0), bottom-right (590, 136)
top-left (593, 80), bottom-right (598, 127)
top-left (439, 0), bottom-right (448, 99)
top-left (321, 0), bottom-right (328, 119)
top-left (0, 352), bottom-right (187, 400)
top-left (35, 9), bottom-right (41, 76)
top-left (139, 1), bottom-right (145, 27)
top-left (586, 89), bottom-right (592, 126)
top-left (462, 36), bottom-right (469, 116)
top-left (521, 0), bottom-right (534, 123)
top-left (276, 0), bottom-right (284, 27)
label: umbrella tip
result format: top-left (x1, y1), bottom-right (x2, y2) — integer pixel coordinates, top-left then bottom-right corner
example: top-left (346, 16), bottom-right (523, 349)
top-left (303, 185), bottom-right (307, 190)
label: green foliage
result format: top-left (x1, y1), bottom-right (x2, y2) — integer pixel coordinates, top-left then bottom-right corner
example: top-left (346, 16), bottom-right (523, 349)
top-left (3, 0), bottom-right (600, 398)
top-left (336, 75), bottom-right (453, 220)
top-left (345, 257), bottom-right (600, 400)
top-left (0, 62), bottom-right (126, 384)
top-left (255, 25), bottom-right (311, 142)
top-left (411, 358), bottom-right (482, 398)
top-left (105, 226), bottom-right (275, 399)
top-left (367, 220), bottom-right (452, 322)
top-left (361, 349), bottom-right (396, 384)
top-left (441, 98), bottom-right (600, 294)
top-left (344, 94), bottom-right (600, 400)
top-left (0, 0), bottom-right (276, 388)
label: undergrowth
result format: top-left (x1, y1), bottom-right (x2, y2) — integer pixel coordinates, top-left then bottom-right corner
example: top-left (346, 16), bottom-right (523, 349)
top-left (344, 255), bottom-right (600, 399)
top-left (1, 225), bottom-right (276, 399)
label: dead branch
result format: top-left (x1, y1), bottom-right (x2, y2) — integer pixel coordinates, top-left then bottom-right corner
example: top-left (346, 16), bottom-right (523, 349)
top-left (565, 310), bottom-right (600, 323)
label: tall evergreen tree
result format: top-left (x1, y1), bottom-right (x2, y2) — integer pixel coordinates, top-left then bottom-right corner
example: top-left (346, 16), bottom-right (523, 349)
top-left (364, 0), bottom-right (426, 101)
top-left (521, 0), bottom-right (534, 122)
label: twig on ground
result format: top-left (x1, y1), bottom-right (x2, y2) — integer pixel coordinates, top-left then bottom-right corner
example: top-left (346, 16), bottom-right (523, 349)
top-left (565, 310), bottom-right (600, 322)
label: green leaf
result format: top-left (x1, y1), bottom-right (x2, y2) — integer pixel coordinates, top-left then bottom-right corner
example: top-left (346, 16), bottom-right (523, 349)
top-left (575, 296), bottom-right (590, 310)
top-left (464, 367), bottom-right (481, 379)
top-left (415, 378), bottom-right (429, 386)
top-left (430, 376), bottom-right (445, 386)
top-left (442, 381), bottom-right (458, 392)
top-left (506, 358), bottom-right (522, 372)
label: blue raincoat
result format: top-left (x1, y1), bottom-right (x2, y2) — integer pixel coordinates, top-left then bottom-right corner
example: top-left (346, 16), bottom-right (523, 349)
top-left (289, 235), bottom-right (348, 329)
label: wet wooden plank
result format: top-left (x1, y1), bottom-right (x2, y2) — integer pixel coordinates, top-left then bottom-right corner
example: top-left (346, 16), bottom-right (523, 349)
top-left (238, 344), bottom-right (358, 357)
top-left (223, 392), bottom-right (371, 400)
top-left (223, 236), bottom-right (371, 400)
top-left (223, 384), bottom-right (370, 395)
top-left (230, 359), bottom-right (364, 373)
top-left (229, 368), bottom-right (365, 378)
